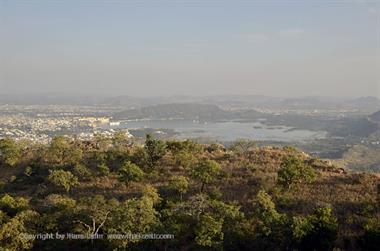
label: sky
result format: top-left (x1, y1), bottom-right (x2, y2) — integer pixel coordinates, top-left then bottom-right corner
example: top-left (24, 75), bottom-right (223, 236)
top-left (0, 0), bottom-right (379, 98)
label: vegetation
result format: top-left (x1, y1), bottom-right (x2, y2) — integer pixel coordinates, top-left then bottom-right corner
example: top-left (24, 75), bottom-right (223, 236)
top-left (0, 138), bottom-right (22, 167)
top-left (47, 169), bottom-right (79, 193)
top-left (0, 135), bottom-right (378, 250)
top-left (277, 156), bottom-right (316, 189)
top-left (118, 161), bottom-right (145, 185)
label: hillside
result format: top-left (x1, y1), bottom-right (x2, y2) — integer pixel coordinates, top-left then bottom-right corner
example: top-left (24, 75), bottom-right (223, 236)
top-left (0, 136), bottom-right (379, 250)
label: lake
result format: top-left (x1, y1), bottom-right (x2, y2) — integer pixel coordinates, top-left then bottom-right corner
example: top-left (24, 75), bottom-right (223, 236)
top-left (115, 120), bottom-right (326, 142)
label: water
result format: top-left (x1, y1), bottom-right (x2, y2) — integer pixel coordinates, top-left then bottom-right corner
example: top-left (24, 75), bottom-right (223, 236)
top-left (115, 120), bottom-right (326, 142)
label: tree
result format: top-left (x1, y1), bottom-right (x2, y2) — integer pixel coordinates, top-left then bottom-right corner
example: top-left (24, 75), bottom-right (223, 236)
top-left (40, 194), bottom-right (77, 234)
top-left (195, 214), bottom-right (224, 248)
top-left (73, 163), bottom-right (92, 179)
top-left (0, 195), bottom-right (29, 217)
top-left (75, 195), bottom-right (118, 236)
top-left (97, 163), bottom-right (110, 177)
top-left (168, 176), bottom-right (189, 200)
top-left (277, 156), bottom-right (316, 189)
top-left (107, 195), bottom-right (159, 248)
top-left (144, 134), bottom-right (166, 168)
top-left (166, 140), bottom-right (202, 155)
top-left (0, 210), bottom-right (39, 250)
top-left (253, 190), bottom-right (284, 236)
top-left (131, 147), bottom-right (149, 169)
top-left (0, 138), bottom-right (21, 167)
top-left (254, 190), bottom-right (281, 221)
top-left (250, 190), bottom-right (291, 250)
top-left (229, 139), bottom-right (256, 156)
top-left (360, 216), bottom-right (380, 251)
top-left (173, 151), bottom-right (198, 170)
top-left (48, 169), bottom-right (79, 193)
top-left (291, 207), bottom-right (338, 251)
top-left (191, 160), bottom-right (222, 192)
top-left (118, 161), bottom-right (144, 185)
top-left (141, 184), bottom-right (162, 205)
top-left (45, 136), bottom-right (83, 167)
top-left (112, 130), bottom-right (130, 148)
top-left (176, 194), bottom-right (243, 249)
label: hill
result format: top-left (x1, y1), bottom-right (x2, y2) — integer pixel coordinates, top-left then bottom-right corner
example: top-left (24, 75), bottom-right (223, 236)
top-left (3, 94), bottom-right (380, 112)
top-left (113, 103), bottom-right (262, 121)
top-left (0, 136), bottom-right (379, 250)
top-left (369, 110), bottom-right (380, 123)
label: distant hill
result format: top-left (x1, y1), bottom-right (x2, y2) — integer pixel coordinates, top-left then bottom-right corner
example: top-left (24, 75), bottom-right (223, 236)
top-left (271, 96), bottom-right (380, 112)
top-left (113, 103), bottom-right (262, 121)
top-left (1, 94), bottom-right (380, 112)
top-left (369, 110), bottom-right (380, 122)
top-left (344, 96), bottom-right (380, 112)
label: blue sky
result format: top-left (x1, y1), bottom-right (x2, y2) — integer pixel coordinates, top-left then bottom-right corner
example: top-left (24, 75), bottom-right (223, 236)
top-left (1, 0), bottom-right (379, 97)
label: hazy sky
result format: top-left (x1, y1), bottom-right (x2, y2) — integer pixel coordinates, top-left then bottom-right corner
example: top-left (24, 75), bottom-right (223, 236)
top-left (1, 0), bottom-right (379, 97)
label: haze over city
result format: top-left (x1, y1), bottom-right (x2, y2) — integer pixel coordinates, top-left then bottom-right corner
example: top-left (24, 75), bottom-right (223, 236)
top-left (1, 0), bottom-right (379, 97)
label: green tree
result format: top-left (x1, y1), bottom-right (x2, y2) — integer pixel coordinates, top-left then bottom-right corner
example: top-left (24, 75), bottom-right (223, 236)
top-left (144, 134), bottom-right (166, 168)
top-left (40, 194), bottom-right (77, 234)
top-left (0, 210), bottom-right (39, 251)
top-left (291, 207), bottom-right (338, 251)
top-left (176, 194), bottom-right (243, 249)
top-left (45, 136), bottom-right (83, 167)
top-left (250, 190), bottom-right (291, 250)
top-left (118, 161), bottom-right (144, 185)
top-left (166, 140), bottom-right (202, 155)
top-left (191, 160), bottom-right (222, 192)
top-left (195, 213), bottom-right (224, 248)
top-left (0, 195), bottom-right (29, 217)
top-left (75, 195), bottom-right (118, 236)
top-left (107, 194), bottom-right (159, 248)
top-left (97, 163), bottom-right (110, 177)
top-left (112, 130), bottom-right (130, 148)
top-left (360, 216), bottom-right (380, 251)
top-left (73, 163), bottom-right (92, 179)
top-left (168, 175), bottom-right (189, 200)
top-left (277, 156), bottom-right (316, 189)
top-left (253, 190), bottom-right (284, 236)
top-left (173, 151), bottom-right (198, 170)
top-left (48, 169), bottom-right (79, 193)
top-left (0, 138), bottom-right (21, 167)
top-left (141, 184), bottom-right (162, 205)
